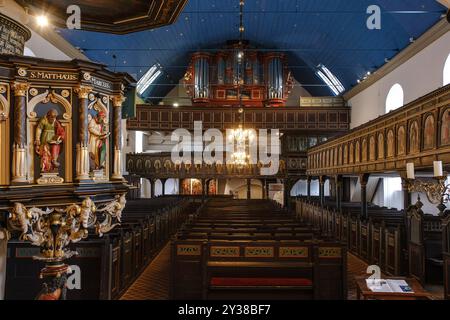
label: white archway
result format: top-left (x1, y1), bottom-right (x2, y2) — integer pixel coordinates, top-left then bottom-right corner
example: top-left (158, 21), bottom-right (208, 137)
top-left (154, 179), bottom-right (163, 196)
top-left (386, 83), bottom-right (404, 113)
top-left (444, 53), bottom-right (450, 86)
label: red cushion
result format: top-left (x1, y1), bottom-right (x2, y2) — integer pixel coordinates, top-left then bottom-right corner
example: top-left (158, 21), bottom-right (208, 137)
top-left (210, 277), bottom-right (312, 287)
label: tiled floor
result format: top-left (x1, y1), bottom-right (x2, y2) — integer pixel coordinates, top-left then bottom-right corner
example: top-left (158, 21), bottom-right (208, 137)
top-left (120, 246), bottom-right (444, 300)
top-left (120, 244), bottom-right (171, 300)
top-left (347, 253), bottom-right (376, 300)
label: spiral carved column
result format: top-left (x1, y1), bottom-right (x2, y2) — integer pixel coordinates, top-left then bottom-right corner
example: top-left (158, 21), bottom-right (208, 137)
top-left (12, 82), bottom-right (29, 183)
top-left (75, 86), bottom-right (93, 181)
top-left (112, 95), bottom-right (126, 180)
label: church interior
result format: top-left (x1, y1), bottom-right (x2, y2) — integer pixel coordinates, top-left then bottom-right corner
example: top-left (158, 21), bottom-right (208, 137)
top-left (0, 0), bottom-right (450, 302)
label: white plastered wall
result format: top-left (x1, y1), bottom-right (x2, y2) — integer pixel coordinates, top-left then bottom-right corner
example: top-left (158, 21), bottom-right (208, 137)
top-left (347, 28), bottom-right (450, 213)
top-left (349, 30), bottom-right (450, 129)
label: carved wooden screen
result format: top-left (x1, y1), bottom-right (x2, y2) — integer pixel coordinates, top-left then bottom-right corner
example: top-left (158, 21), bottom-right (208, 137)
top-left (444, 253), bottom-right (450, 300)
top-left (407, 205), bottom-right (425, 282)
top-left (443, 215), bottom-right (450, 254)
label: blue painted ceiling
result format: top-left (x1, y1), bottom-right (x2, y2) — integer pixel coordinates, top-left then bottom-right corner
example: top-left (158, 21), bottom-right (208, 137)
top-left (59, 0), bottom-right (446, 101)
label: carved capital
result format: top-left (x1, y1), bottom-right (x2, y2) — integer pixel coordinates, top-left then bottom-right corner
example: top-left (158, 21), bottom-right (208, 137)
top-left (75, 86), bottom-right (93, 99)
top-left (112, 95), bottom-right (126, 108)
top-left (13, 82), bottom-right (29, 97)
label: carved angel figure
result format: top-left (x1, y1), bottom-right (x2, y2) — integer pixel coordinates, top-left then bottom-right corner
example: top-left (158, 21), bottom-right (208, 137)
top-left (95, 194), bottom-right (126, 236)
top-left (9, 203), bottom-right (51, 246)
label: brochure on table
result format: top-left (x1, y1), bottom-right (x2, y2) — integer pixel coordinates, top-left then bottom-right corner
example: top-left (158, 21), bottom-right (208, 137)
top-left (366, 279), bottom-right (414, 293)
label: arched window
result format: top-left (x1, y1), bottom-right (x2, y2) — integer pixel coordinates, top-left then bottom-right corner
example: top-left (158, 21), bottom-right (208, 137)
top-left (386, 83), bottom-right (404, 113)
top-left (444, 53), bottom-right (450, 86)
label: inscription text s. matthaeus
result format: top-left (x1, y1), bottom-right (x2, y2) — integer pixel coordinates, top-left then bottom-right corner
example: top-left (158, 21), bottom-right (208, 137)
top-left (29, 71), bottom-right (78, 81)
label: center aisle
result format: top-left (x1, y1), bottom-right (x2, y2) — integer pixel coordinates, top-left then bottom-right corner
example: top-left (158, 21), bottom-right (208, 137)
top-left (120, 244), bottom-right (171, 300)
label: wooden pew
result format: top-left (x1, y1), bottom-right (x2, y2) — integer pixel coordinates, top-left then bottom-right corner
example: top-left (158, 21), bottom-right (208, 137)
top-left (202, 241), bottom-right (346, 300)
top-left (296, 198), bottom-right (407, 276)
top-left (407, 203), bottom-right (444, 284)
top-left (171, 239), bottom-right (347, 300)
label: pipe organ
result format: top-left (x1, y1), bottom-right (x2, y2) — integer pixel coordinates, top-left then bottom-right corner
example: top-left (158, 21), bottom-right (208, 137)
top-left (184, 41), bottom-right (294, 107)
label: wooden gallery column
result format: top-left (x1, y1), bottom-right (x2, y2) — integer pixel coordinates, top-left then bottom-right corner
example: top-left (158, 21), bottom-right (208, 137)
top-left (360, 173), bottom-right (370, 220)
top-left (75, 85), bottom-right (93, 181)
top-left (319, 176), bottom-right (326, 207)
top-left (112, 95), bottom-right (126, 180)
top-left (401, 172), bottom-right (412, 210)
top-left (307, 176), bottom-right (312, 201)
top-left (335, 175), bottom-right (343, 212)
top-left (12, 82), bottom-right (29, 183)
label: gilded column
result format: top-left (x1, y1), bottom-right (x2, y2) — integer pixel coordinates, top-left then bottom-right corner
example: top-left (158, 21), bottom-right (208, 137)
top-left (12, 82), bottom-right (29, 183)
top-left (112, 95), bottom-right (126, 180)
top-left (75, 86), bottom-right (93, 181)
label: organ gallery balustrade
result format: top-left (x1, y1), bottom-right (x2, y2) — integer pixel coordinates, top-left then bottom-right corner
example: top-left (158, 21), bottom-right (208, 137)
top-left (127, 104), bottom-right (350, 132)
top-left (126, 153), bottom-right (293, 179)
top-left (307, 84), bottom-right (450, 176)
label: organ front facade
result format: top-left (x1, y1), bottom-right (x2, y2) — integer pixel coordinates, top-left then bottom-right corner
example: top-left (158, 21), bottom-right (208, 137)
top-left (183, 41), bottom-right (294, 107)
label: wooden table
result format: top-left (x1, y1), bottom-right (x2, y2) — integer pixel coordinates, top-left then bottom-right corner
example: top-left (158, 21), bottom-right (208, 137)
top-left (354, 276), bottom-right (433, 300)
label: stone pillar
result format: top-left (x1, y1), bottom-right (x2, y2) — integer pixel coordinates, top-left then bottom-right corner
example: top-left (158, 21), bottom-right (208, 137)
top-left (307, 176), bottom-right (312, 201)
top-left (247, 179), bottom-right (251, 200)
top-left (336, 175), bottom-right (343, 212)
top-left (112, 95), bottom-right (126, 180)
top-left (12, 82), bottom-right (29, 183)
top-left (74, 86), bottom-right (93, 181)
top-left (360, 174), bottom-right (370, 220)
top-left (319, 176), bottom-right (326, 207)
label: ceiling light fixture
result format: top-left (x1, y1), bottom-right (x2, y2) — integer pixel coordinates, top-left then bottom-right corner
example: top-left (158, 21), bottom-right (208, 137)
top-left (35, 14), bottom-right (49, 27)
top-left (316, 64), bottom-right (345, 96)
top-left (137, 63), bottom-right (162, 96)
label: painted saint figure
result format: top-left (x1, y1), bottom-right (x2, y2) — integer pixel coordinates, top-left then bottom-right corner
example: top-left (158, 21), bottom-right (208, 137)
top-left (88, 111), bottom-right (110, 170)
top-left (442, 109), bottom-right (450, 146)
top-left (34, 109), bottom-right (65, 173)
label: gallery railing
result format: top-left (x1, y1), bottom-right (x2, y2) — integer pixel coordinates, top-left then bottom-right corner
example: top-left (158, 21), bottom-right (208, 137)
top-left (307, 84), bottom-right (450, 176)
top-left (126, 153), bottom-right (295, 179)
top-left (126, 104), bottom-right (350, 132)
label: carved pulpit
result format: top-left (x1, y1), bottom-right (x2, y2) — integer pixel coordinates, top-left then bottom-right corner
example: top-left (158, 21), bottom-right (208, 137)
top-left (0, 24), bottom-right (136, 298)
